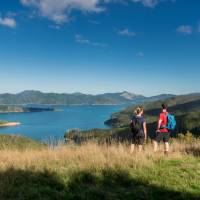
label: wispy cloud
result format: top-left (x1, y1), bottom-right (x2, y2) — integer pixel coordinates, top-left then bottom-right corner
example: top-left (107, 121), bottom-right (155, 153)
top-left (105, 0), bottom-right (160, 8)
top-left (49, 24), bottom-right (61, 30)
top-left (89, 20), bottom-right (100, 25)
top-left (131, 0), bottom-right (158, 8)
top-left (6, 12), bottom-right (18, 17)
top-left (75, 34), bottom-right (107, 47)
top-left (176, 25), bottom-right (192, 35)
top-left (198, 23), bottom-right (200, 33)
top-left (0, 16), bottom-right (16, 28)
top-left (118, 28), bottom-right (136, 37)
top-left (136, 51), bottom-right (144, 57)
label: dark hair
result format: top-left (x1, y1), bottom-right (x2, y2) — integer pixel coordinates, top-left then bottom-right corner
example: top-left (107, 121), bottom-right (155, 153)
top-left (162, 103), bottom-right (167, 109)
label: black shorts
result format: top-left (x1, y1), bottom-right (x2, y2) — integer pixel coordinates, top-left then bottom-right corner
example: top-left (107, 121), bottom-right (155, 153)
top-left (131, 134), bottom-right (145, 145)
top-left (154, 132), bottom-right (170, 143)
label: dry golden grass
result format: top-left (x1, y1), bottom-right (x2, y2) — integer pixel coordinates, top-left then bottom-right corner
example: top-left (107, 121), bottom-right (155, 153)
top-left (0, 140), bottom-right (198, 173)
top-left (0, 139), bottom-right (200, 200)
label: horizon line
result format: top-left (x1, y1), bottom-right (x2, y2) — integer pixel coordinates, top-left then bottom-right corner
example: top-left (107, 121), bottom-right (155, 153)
top-left (0, 89), bottom-right (199, 97)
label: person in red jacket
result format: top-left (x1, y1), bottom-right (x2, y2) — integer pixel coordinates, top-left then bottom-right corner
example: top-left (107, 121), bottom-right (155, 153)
top-left (153, 104), bottom-right (170, 155)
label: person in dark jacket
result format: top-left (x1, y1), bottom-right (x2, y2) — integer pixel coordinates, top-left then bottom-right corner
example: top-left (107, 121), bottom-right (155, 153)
top-left (130, 106), bottom-right (147, 153)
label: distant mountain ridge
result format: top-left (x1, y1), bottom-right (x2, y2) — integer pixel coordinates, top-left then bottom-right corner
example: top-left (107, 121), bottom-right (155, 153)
top-left (0, 90), bottom-right (176, 105)
top-left (0, 90), bottom-right (141, 105)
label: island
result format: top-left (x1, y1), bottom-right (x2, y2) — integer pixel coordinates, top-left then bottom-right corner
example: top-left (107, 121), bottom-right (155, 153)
top-left (0, 105), bottom-right (55, 113)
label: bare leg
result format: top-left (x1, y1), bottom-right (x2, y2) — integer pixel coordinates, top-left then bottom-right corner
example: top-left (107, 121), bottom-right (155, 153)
top-left (138, 145), bottom-right (143, 152)
top-left (130, 144), bottom-right (135, 153)
top-left (153, 140), bottom-right (158, 152)
top-left (164, 142), bottom-right (169, 154)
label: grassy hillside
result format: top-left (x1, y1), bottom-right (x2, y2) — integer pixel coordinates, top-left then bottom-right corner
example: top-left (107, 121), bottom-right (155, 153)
top-left (0, 138), bottom-right (200, 200)
top-left (0, 135), bottom-right (46, 150)
top-left (105, 94), bottom-right (200, 136)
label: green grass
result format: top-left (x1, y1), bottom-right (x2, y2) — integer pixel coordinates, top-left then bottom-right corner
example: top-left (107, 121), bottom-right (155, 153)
top-left (0, 158), bottom-right (200, 200)
top-left (0, 135), bottom-right (200, 199)
top-left (0, 135), bottom-right (46, 150)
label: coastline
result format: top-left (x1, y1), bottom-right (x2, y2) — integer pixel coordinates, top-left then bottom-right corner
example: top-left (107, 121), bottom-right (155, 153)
top-left (0, 111), bottom-right (24, 114)
top-left (0, 122), bottom-right (21, 127)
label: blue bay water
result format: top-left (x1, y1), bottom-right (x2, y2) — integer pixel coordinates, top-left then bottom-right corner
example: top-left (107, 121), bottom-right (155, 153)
top-left (0, 105), bottom-right (127, 141)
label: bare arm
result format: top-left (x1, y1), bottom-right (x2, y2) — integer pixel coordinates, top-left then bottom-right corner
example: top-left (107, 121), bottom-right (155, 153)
top-left (157, 119), bottom-right (162, 132)
top-left (143, 122), bottom-right (147, 139)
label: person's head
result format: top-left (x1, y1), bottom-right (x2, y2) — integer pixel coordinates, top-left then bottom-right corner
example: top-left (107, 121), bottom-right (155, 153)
top-left (134, 106), bottom-right (144, 116)
top-left (162, 103), bottom-right (167, 113)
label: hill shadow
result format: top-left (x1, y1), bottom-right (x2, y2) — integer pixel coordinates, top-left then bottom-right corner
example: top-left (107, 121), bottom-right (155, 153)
top-left (0, 168), bottom-right (199, 200)
top-left (0, 168), bottom-right (66, 200)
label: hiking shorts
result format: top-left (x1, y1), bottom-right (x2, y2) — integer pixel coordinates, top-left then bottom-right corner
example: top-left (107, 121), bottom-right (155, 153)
top-left (154, 132), bottom-right (170, 143)
top-left (131, 134), bottom-right (145, 145)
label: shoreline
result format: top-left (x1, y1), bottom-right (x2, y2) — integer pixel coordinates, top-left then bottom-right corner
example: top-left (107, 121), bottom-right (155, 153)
top-left (0, 111), bottom-right (24, 114)
top-left (0, 122), bottom-right (21, 127)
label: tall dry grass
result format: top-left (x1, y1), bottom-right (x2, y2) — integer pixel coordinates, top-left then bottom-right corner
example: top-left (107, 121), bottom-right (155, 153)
top-left (0, 139), bottom-right (199, 173)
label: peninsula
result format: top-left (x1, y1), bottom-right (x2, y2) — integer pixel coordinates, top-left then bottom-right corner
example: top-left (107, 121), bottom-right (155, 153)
top-left (0, 121), bottom-right (21, 127)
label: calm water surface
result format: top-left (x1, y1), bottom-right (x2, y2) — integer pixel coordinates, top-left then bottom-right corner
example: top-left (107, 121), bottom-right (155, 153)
top-left (0, 105), bottom-right (127, 141)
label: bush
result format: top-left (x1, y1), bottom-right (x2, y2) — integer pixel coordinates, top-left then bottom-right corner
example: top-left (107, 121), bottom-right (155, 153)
top-left (177, 131), bottom-right (199, 143)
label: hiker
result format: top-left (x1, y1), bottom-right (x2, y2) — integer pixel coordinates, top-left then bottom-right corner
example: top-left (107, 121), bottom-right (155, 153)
top-left (153, 104), bottom-right (176, 155)
top-left (130, 106), bottom-right (147, 153)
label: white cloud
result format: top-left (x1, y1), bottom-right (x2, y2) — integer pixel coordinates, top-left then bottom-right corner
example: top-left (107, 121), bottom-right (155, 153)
top-left (75, 34), bottom-right (107, 47)
top-left (20, 0), bottom-right (104, 24)
top-left (0, 17), bottom-right (16, 28)
top-left (118, 28), bottom-right (136, 37)
top-left (176, 25), bottom-right (192, 35)
top-left (20, 0), bottom-right (171, 24)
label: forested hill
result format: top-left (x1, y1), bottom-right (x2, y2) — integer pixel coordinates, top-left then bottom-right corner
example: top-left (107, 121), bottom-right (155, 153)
top-left (105, 93), bottom-right (200, 135)
top-left (0, 90), bottom-right (174, 105)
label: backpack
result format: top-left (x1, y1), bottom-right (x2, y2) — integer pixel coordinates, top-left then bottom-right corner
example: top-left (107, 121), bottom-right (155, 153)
top-left (166, 113), bottom-right (176, 131)
top-left (130, 116), bottom-right (143, 136)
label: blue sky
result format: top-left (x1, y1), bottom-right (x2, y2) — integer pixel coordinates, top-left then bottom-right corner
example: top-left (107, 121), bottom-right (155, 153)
top-left (0, 0), bottom-right (200, 96)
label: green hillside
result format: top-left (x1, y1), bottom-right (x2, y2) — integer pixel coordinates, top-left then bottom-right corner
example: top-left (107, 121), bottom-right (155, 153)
top-left (105, 94), bottom-right (200, 136)
top-left (0, 135), bottom-right (46, 150)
